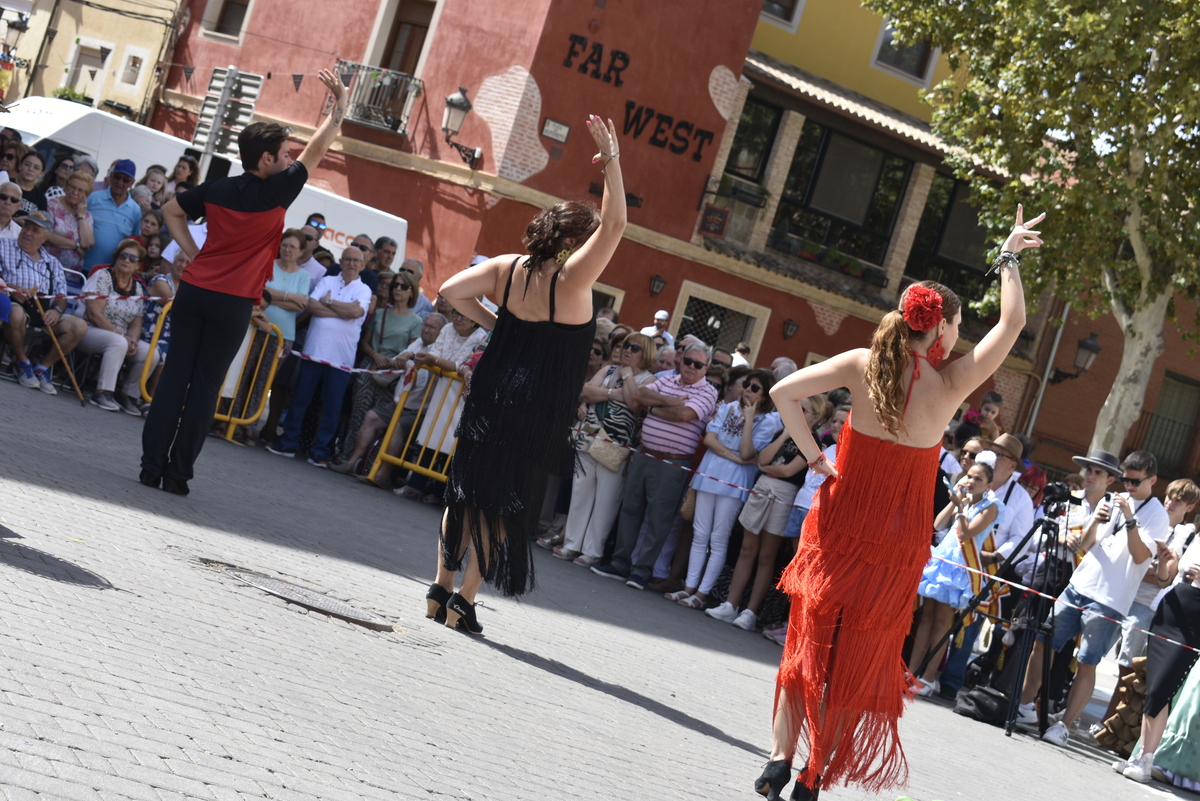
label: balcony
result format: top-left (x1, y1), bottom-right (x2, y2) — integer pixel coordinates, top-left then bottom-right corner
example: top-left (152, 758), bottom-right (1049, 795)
top-left (336, 60), bottom-right (422, 137)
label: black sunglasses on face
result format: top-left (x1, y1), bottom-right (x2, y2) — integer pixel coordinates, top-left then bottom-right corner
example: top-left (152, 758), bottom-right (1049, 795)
top-left (624, 343), bottom-right (643, 353)
top-left (304, 234), bottom-right (318, 242)
top-left (115, 253), bottom-right (141, 263)
top-left (1121, 476), bottom-right (1144, 487)
top-left (592, 348), bottom-right (605, 357)
top-left (0, 194), bottom-right (20, 203)
top-left (746, 383), bottom-right (763, 393)
top-left (681, 357), bottom-right (707, 369)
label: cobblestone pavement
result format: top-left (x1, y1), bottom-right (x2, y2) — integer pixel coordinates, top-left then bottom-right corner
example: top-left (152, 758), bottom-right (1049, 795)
top-left (0, 379), bottom-right (1190, 801)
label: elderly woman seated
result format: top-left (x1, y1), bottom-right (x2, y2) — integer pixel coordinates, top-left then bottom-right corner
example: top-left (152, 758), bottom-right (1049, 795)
top-left (75, 238), bottom-right (160, 414)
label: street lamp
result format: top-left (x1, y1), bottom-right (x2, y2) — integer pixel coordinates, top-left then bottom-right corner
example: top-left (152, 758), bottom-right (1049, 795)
top-left (442, 86), bottom-right (482, 170)
top-left (783, 318), bottom-right (799, 339)
top-left (1050, 332), bottom-right (1101, 384)
top-left (649, 274), bottom-right (667, 296)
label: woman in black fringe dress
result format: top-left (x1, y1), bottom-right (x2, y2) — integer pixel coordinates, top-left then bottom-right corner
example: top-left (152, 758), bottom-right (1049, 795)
top-left (426, 115), bottom-right (626, 634)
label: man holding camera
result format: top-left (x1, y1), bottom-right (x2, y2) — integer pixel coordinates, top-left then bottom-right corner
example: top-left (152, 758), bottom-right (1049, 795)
top-left (1017, 449), bottom-right (1169, 746)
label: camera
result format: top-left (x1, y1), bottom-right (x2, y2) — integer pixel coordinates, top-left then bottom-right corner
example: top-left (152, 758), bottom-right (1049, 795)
top-left (1042, 481), bottom-right (1073, 505)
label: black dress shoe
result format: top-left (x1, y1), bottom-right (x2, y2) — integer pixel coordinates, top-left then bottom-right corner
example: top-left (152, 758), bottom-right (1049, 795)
top-left (754, 759), bottom-right (791, 800)
top-left (161, 476), bottom-right (190, 496)
top-left (425, 583), bottom-right (451, 623)
top-left (138, 469), bottom-right (161, 489)
top-left (444, 592), bottom-right (483, 634)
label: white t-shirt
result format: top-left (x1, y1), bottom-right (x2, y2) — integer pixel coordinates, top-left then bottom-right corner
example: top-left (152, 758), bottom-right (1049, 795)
top-left (794, 443), bottom-right (836, 510)
top-left (640, 325), bottom-right (673, 348)
top-left (991, 473), bottom-right (1036, 580)
top-left (302, 275), bottom-right (372, 367)
top-left (1149, 523), bottom-right (1197, 610)
top-left (938, 448), bottom-right (962, 477)
top-left (1070, 493), bottom-right (1168, 615)
top-left (0, 219), bottom-right (21, 239)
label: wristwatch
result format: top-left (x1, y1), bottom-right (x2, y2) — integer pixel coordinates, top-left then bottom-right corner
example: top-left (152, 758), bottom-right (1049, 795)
top-left (1125, 517), bottom-right (1140, 531)
top-left (323, 295), bottom-right (333, 306)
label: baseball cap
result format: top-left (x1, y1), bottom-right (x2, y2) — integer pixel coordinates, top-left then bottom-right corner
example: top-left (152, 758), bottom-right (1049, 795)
top-left (112, 159), bottom-right (137, 178)
top-left (654, 310), bottom-right (669, 320)
top-left (20, 210), bottom-right (53, 231)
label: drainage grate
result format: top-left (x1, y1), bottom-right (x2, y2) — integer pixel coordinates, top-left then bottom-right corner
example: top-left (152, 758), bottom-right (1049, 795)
top-left (219, 566), bottom-right (394, 631)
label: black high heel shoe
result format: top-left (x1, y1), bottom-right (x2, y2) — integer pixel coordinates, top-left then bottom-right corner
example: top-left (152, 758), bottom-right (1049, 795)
top-left (444, 593), bottom-right (483, 635)
top-left (425, 583), bottom-right (451, 623)
top-left (754, 759), bottom-right (791, 800)
top-left (790, 773), bottom-right (820, 800)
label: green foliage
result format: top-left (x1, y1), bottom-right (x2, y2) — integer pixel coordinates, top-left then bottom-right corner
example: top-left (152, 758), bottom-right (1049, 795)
top-left (52, 87), bottom-right (90, 104)
top-left (865, 1), bottom-right (1200, 327)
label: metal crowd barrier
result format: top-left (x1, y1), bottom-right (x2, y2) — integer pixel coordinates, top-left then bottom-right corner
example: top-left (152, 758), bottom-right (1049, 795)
top-left (366, 363), bottom-right (465, 484)
top-left (139, 300), bottom-right (284, 442)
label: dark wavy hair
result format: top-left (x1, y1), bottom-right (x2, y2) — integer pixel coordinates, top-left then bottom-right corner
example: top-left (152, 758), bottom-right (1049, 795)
top-left (521, 201), bottom-right (600, 267)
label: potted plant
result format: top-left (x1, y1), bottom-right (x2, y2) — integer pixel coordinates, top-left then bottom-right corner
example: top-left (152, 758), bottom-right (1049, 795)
top-left (53, 87), bottom-right (91, 105)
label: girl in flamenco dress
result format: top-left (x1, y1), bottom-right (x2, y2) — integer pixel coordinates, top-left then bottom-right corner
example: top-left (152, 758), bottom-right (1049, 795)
top-left (757, 206), bottom-right (1046, 800)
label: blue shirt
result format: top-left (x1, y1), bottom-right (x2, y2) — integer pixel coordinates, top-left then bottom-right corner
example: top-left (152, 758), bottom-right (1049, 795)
top-left (414, 292), bottom-right (435, 320)
top-left (689, 402), bottom-right (782, 500)
top-left (82, 188), bottom-right (142, 270)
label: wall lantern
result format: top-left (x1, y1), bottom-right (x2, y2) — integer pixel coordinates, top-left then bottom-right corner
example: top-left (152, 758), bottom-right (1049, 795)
top-left (649, 274), bottom-right (667, 296)
top-left (442, 86), bottom-right (482, 170)
top-left (1050, 332), bottom-right (1101, 384)
top-left (783, 319), bottom-right (799, 339)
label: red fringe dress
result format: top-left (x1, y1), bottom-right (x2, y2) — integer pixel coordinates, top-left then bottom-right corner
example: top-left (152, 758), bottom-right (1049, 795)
top-left (776, 413), bottom-right (938, 792)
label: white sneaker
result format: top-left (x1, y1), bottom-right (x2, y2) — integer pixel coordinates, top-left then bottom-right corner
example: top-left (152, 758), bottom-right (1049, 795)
top-left (732, 609), bottom-right (757, 630)
top-left (1112, 757), bottom-right (1131, 774)
top-left (705, 601), bottom-right (738, 623)
top-left (1123, 751), bottom-right (1154, 783)
top-left (915, 679), bottom-right (939, 698)
top-left (1042, 720), bottom-right (1069, 746)
top-left (1015, 703), bottom-right (1038, 728)
top-left (1086, 722), bottom-right (1105, 742)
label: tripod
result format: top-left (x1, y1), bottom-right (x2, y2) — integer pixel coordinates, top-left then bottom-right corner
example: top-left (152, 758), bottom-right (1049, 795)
top-left (912, 504), bottom-right (1070, 733)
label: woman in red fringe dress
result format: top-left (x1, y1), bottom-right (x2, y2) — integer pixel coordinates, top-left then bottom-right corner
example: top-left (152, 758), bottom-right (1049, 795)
top-left (756, 206), bottom-right (1046, 800)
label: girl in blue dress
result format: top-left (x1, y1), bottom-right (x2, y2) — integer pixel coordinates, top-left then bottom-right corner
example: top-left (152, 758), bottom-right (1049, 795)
top-left (908, 459), bottom-right (1004, 696)
top-left (669, 369), bottom-right (781, 609)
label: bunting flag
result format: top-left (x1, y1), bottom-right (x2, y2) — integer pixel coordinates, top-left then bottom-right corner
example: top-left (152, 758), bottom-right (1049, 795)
top-left (87, 68), bottom-right (96, 81)
top-left (339, 71), bottom-right (352, 88)
top-left (182, 65), bottom-right (194, 81)
top-left (98, 47), bottom-right (111, 63)
top-left (292, 73), bottom-right (303, 91)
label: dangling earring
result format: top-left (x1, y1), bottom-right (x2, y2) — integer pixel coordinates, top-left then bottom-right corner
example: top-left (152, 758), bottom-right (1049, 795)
top-left (927, 338), bottom-right (946, 368)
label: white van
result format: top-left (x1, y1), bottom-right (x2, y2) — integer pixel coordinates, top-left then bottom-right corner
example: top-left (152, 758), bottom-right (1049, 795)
top-left (0, 96), bottom-right (406, 259)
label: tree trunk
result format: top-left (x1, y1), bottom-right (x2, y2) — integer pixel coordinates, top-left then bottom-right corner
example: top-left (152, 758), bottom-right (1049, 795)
top-left (1088, 290), bottom-right (1172, 455)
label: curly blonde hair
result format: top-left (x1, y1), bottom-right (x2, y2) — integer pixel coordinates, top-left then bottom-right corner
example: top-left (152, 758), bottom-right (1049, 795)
top-left (866, 281), bottom-right (960, 434)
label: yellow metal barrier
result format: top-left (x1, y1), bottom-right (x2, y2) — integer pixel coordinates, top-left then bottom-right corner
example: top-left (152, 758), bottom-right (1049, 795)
top-left (367, 363), bottom-right (465, 484)
top-left (139, 300), bottom-right (284, 442)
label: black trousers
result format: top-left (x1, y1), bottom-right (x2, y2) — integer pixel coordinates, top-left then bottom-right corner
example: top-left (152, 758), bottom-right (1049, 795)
top-left (141, 281), bottom-right (253, 483)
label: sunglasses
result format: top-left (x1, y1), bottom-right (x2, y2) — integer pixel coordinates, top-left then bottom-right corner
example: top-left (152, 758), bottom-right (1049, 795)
top-left (962, 450), bottom-right (980, 459)
top-left (1121, 476), bottom-right (1144, 487)
top-left (0, 193), bottom-right (20, 203)
top-left (110, 174), bottom-right (134, 183)
top-left (591, 348), bottom-right (605, 357)
top-left (624, 343), bottom-right (643, 353)
top-left (682, 357), bottom-right (707, 369)
top-left (393, 284), bottom-right (410, 291)
top-left (59, 163), bottom-right (75, 170)
top-left (304, 234), bottom-right (318, 242)
top-left (745, 383), bottom-right (763, 393)
top-left (307, 221), bottom-right (326, 230)
top-left (115, 252), bottom-right (141, 263)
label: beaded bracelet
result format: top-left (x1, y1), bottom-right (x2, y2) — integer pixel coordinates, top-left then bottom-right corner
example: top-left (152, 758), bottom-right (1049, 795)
top-left (987, 250), bottom-right (1021, 275)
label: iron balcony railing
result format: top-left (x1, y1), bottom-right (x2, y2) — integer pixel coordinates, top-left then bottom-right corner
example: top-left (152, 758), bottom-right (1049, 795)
top-left (335, 60), bottom-right (422, 137)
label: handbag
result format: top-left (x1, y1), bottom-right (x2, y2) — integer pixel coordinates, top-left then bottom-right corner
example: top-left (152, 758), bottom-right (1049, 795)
top-left (589, 424), bottom-right (629, 472)
top-left (680, 488), bottom-right (697, 522)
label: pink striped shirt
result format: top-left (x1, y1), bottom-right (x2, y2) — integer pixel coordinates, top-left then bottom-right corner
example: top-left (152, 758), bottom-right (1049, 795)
top-left (641, 374), bottom-right (719, 455)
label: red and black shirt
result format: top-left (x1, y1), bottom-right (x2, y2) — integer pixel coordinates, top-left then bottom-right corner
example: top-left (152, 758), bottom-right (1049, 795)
top-left (176, 162), bottom-right (307, 299)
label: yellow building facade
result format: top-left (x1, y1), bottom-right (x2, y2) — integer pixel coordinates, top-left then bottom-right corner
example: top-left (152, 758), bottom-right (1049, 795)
top-left (5, 0), bottom-right (181, 121)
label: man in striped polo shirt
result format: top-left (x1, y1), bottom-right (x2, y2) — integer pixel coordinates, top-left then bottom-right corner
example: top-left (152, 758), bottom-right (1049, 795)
top-left (593, 342), bottom-right (719, 589)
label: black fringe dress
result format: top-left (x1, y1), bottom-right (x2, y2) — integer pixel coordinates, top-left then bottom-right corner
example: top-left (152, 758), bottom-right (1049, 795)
top-left (442, 258), bottom-right (595, 597)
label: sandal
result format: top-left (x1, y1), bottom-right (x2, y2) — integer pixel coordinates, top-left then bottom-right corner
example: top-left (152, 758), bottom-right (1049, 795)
top-left (663, 590), bottom-right (691, 602)
top-left (677, 594), bottom-right (705, 609)
top-left (395, 486), bottom-right (422, 500)
top-left (535, 534), bottom-right (564, 551)
top-left (552, 547), bottom-right (581, 560)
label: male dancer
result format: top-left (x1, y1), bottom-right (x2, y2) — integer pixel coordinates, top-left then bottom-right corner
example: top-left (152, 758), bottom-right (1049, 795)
top-left (140, 69), bottom-right (348, 495)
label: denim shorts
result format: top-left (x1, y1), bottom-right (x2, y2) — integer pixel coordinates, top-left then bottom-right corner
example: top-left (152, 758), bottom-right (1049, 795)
top-left (1116, 600), bottom-right (1155, 667)
top-left (1048, 585), bottom-right (1123, 665)
top-left (783, 506), bottom-right (808, 539)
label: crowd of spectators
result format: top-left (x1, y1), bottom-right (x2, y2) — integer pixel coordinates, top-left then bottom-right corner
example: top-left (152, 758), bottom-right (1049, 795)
top-left (2, 134), bottom-right (1198, 792)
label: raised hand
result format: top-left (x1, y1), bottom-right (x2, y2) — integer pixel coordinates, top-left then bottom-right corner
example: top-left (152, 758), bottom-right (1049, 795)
top-left (1003, 203), bottom-right (1045, 253)
top-left (586, 114), bottom-right (619, 169)
top-left (318, 68), bottom-right (347, 103)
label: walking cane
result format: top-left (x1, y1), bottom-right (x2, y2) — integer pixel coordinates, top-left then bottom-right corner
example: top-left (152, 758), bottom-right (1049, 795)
top-left (29, 293), bottom-right (86, 406)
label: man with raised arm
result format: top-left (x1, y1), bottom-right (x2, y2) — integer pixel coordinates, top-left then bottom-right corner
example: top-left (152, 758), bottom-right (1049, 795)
top-left (140, 69), bottom-right (349, 496)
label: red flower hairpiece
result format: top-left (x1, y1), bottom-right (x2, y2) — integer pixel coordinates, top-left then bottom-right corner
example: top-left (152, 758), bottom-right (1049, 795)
top-left (902, 285), bottom-right (944, 333)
